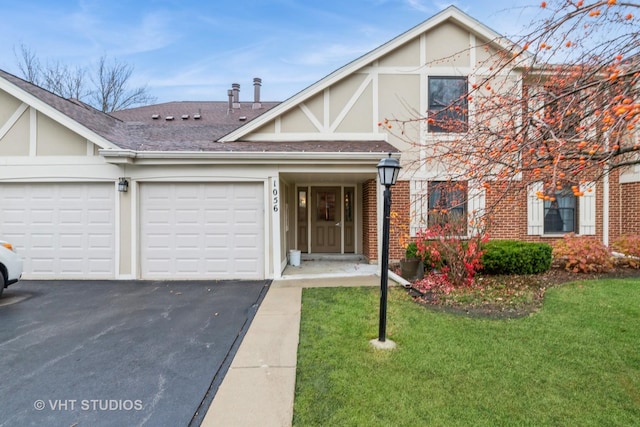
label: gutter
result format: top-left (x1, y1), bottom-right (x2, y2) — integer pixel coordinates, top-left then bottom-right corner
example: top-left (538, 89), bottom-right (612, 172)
top-left (99, 149), bottom-right (398, 165)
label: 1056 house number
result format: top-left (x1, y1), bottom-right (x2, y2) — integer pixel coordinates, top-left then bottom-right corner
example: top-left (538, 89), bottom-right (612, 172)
top-left (273, 181), bottom-right (279, 212)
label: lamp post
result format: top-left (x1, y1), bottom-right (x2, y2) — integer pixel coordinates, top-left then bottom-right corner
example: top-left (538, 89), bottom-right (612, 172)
top-left (372, 153), bottom-right (400, 349)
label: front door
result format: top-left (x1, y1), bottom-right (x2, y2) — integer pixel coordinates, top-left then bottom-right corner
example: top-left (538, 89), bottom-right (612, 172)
top-left (311, 187), bottom-right (341, 253)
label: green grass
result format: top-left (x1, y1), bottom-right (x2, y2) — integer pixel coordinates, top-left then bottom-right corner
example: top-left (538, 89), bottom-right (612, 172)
top-left (293, 279), bottom-right (640, 426)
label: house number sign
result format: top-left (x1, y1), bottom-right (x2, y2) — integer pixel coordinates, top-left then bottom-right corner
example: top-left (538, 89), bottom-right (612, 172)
top-left (272, 180), bottom-right (279, 212)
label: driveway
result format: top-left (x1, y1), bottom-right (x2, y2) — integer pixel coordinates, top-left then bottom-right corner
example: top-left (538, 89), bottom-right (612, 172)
top-left (0, 279), bottom-right (269, 427)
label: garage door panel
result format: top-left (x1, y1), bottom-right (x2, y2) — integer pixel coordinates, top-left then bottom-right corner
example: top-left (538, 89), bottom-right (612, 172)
top-left (31, 259), bottom-right (55, 274)
top-left (141, 183), bottom-right (264, 280)
top-left (0, 183), bottom-right (115, 279)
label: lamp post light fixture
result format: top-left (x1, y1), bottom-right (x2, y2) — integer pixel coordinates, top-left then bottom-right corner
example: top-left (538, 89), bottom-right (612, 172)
top-left (371, 153), bottom-right (400, 350)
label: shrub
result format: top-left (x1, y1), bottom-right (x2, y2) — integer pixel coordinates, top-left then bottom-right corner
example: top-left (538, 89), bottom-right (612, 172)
top-left (611, 234), bottom-right (640, 268)
top-left (552, 233), bottom-right (612, 273)
top-left (481, 240), bottom-right (552, 275)
top-left (415, 215), bottom-right (488, 288)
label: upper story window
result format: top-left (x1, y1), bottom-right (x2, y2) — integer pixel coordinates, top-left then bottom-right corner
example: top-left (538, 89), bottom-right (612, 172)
top-left (534, 85), bottom-right (584, 141)
top-left (428, 76), bottom-right (468, 133)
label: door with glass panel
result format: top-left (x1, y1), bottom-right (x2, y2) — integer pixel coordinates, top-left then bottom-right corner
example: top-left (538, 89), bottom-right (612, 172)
top-left (310, 187), bottom-right (341, 253)
top-left (298, 186), bottom-right (355, 254)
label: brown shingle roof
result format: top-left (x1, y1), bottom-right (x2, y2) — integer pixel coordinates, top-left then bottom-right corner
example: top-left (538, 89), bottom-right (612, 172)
top-left (110, 100), bottom-right (281, 149)
top-left (0, 69), bottom-right (133, 147)
top-left (0, 69), bottom-right (398, 155)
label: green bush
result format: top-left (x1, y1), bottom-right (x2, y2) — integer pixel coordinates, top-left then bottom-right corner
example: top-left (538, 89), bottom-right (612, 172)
top-left (481, 240), bottom-right (552, 275)
top-left (405, 241), bottom-right (419, 259)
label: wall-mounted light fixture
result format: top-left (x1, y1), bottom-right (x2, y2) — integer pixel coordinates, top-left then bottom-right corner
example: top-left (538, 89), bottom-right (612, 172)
top-left (118, 178), bottom-right (129, 193)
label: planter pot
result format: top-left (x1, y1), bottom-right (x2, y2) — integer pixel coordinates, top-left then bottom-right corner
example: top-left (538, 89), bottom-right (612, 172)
top-left (400, 258), bottom-right (424, 281)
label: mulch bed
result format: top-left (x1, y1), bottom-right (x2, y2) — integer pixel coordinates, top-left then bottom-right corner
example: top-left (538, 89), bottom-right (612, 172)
top-left (406, 267), bottom-right (640, 319)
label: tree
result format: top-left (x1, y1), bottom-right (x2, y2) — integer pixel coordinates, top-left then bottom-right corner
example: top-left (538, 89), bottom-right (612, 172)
top-left (14, 44), bottom-right (156, 112)
top-left (384, 1), bottom-right (639, 212)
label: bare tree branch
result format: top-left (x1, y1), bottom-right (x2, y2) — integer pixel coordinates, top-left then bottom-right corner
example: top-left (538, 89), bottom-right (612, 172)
top-left (13, 47), bottom-right (156, 112)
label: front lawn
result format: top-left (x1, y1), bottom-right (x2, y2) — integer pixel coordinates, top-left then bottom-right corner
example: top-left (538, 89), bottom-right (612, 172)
top-left (293, 279), bottom-right (640, 426)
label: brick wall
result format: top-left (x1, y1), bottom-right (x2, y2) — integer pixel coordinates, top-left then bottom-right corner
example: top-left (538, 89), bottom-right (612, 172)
top-left (605, 170), bottom-right (640, 241)
top-left (484, 180), bottom-right (605, 244)
top-left (362, 179), bottom-right (410, 263)
top-left (389, 180), bottom-right (410, 262)
top-left (363, 173), bottom-right (640, 260)
top-left (616, 181), bottom-right (640, 237)
top-left (362, 180), bottom-right (377, 262)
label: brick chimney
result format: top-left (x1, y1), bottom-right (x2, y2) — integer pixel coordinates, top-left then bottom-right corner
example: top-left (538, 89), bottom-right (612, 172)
top-left (252, 77), bottom-right (262, 109)
top-left (232, 83), bottom-right (240, 109)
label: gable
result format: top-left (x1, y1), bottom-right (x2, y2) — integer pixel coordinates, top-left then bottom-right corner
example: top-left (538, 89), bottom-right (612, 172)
top-left (425, 22), bottom-right (470, 67)
top-left (378, 38), bottom-right (421, 68)
top-left (37, 112), bottom-right (88, 156)
top-left (224, 6), bottom-right (519, 146)
top-left (0, 88), bottom-right (97, 157)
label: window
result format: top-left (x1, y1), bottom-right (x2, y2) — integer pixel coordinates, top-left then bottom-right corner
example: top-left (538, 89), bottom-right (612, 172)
top-left (528, 181), bottom-right (595, 236)
top-left (427, 181), bottom-right (467, 226)
top-left (428, 76), bottom-right (468, 132)
top-left (541, 86), bottom-right (581, 140)
top-left (543, 189), bottom-right (577, 233)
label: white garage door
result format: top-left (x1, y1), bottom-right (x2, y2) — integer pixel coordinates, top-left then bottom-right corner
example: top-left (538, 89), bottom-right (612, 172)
top-left (140, 182), bottom-right (265, 280)
top-left (0, 183), bottom-right (116, 279)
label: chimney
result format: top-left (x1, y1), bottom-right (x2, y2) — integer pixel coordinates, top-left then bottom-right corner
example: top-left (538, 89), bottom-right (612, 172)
top-left (252, 77), bottom-right (262, 109)
top-left (227, 89), bottom-right (233, 114)
top-left (232, 83), bottom-right (240, 109)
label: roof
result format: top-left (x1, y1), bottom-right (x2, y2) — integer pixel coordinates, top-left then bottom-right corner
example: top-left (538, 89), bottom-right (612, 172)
top-left (0, 69), bottom-right (128, 149)
top-left (110, 100), bottom-right (281, 150)
top-left (0, 69), bottom-right (398, 154)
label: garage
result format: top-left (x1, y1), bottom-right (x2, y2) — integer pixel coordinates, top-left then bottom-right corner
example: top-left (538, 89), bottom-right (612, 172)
top-left (0, 183), bottom-right (116, 279)
top-left (140, 182), bottom-right (265, 280)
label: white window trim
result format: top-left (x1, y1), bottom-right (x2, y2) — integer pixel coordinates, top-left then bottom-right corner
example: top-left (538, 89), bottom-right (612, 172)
top-left (578, 182), bottom-right (596, 235)
top-left (409, 179), bottom-right (485, 237)
top-left (527, 180), bottom-right (596, 236)
top-left (410, 180), bottom-right (429, 236)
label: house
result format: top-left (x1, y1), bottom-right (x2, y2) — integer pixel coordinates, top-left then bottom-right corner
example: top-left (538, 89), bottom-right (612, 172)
top-left (0, 6), bottom-right (638, 281)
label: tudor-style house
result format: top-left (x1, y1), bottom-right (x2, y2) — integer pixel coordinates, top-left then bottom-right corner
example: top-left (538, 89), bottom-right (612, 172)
top-left (0, 6), bottom-right (638, 281)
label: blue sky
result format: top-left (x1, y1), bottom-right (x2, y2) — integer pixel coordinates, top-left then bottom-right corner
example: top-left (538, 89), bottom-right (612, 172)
top-left (0, 0), bottom-right (540, 104)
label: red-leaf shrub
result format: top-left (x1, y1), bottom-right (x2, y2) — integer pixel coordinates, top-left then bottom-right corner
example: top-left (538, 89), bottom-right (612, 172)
top-left (415, 215), bottom-right (488, 288)
top-left (552, 233), bottom-right (612, 273)
top-left (611, 234), bottom-right (640, 269)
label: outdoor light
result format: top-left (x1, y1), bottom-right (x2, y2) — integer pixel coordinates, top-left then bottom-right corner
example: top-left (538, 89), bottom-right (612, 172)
top-left (372, 153), bottom-right (400, 349)
top-left (377, 153), bottom-right (400, 187)
top-left (118, 178), bottom-right (129, 193)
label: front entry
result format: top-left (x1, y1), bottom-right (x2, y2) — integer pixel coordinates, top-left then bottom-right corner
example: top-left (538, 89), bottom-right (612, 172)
top-left (311, 187), bottom-right (341, 253)
top-left (297, 186), bottom-right (355, 254)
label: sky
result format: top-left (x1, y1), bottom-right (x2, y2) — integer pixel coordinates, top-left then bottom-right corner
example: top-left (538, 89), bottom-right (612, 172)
top-left (0, 0), bottom-right (542, 105)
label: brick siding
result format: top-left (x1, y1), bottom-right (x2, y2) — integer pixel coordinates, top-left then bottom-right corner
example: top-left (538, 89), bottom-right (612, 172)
top-left (362, 171), bottom-right (640, 254)
top-left (362, 180), bottom-right (377, 262)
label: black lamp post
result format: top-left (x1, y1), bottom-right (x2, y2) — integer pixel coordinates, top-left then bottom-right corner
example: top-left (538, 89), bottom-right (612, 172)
top-left (375, 153), bottom-right (400, 345)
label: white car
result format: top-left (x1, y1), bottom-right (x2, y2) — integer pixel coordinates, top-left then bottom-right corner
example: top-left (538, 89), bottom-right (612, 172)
top-left (0, 240), bottom-right (23, 298)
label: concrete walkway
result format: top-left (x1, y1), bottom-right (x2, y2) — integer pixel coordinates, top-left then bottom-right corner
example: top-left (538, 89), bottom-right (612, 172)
top-left (201, 271), bottom-right (380, 427)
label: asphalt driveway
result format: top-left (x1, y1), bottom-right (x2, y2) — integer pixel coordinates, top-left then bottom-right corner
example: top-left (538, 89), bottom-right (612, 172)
top-left (0, 279), bottom-right (269, 427)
